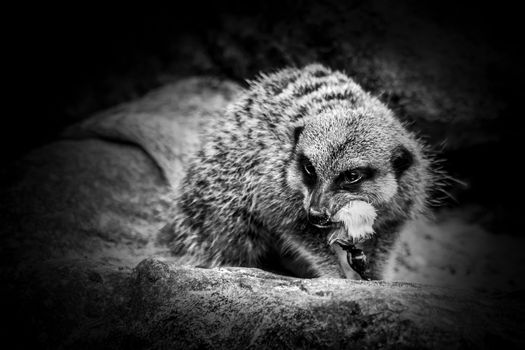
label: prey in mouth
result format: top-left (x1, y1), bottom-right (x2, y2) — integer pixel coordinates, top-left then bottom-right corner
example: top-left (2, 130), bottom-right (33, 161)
top-left (327, 201), bottom-right (377, 280)
top-left (304, 198), bottom-right (377, 279)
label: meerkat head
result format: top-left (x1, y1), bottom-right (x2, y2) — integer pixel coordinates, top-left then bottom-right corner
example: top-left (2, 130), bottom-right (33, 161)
top-left (286, 104), bottom-right (416, 244)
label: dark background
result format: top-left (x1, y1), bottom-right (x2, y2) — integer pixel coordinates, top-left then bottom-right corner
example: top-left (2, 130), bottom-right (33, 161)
top-left (7, 0), bottom-right (525, 235)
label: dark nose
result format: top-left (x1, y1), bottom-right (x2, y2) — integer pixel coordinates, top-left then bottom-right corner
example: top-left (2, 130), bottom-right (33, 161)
top-left (308, 208), bottom-right (331, 228)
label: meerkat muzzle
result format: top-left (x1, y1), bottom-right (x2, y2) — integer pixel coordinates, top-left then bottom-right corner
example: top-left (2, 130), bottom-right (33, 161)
top-left (307, 207), bottom-right (332, 228)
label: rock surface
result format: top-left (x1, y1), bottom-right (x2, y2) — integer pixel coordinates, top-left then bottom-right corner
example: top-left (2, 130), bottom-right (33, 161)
top-left (1, 78), bottom-right (524, 348)
top-left (6, 258), bottom-right (525, 349)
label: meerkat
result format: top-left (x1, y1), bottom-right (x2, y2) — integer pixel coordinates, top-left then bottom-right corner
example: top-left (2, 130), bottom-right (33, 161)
top-left (160, 64), bottom-right (437, 279)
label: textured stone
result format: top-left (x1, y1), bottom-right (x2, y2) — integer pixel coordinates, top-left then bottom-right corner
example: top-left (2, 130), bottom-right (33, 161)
top-left (5, 258), bottom-right (524, 349)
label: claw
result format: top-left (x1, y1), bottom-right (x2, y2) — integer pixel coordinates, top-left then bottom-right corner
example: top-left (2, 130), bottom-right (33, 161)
top-left (327, 226), bottom-right (354, 246)
top-left (329, 237), bottom-right (353, 247)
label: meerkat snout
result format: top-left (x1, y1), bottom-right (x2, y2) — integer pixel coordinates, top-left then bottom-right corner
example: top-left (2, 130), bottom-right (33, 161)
top-left (307, 207), bottom-right (332, 228)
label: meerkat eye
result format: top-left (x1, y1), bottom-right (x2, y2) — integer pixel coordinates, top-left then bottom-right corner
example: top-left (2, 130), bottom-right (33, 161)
top-left (344, 170), bottom-right (363, 184)
top-left (298, 154), bottom-right (317, 184)
top-left (338, 168), bottom-right (372, 190)
top-left (303, 162), bottom-right (316, 177)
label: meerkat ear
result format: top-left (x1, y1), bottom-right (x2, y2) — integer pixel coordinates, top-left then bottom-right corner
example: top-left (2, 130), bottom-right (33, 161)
top-left (292, 124), bottom-right (304, 145)
top-left (391, 145), bottom-right (414, 178)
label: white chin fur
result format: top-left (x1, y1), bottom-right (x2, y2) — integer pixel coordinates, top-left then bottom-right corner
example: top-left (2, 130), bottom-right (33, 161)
top-left (330, 201), bottom-right (377, 243)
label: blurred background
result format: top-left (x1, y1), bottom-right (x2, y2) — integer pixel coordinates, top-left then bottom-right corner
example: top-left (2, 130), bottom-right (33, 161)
top-left (5, 0), bottom-right (525, 285)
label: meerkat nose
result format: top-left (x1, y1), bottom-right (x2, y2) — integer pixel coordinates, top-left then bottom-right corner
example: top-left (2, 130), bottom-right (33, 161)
top-left (307, 208), bottom-right (332, 228)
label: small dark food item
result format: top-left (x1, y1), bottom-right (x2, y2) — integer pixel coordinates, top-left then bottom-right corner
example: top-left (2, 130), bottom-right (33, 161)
top-left (338, 241), bottom-right (372, 281)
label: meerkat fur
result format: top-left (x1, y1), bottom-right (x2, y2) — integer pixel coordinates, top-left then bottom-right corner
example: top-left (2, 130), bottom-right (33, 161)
top-left (160, 64), bottom-right (437, 279)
